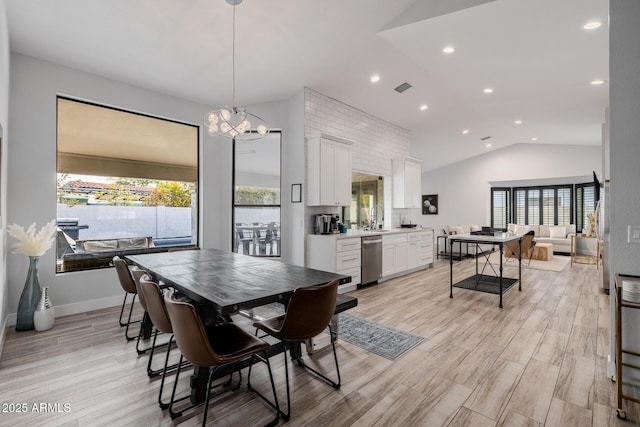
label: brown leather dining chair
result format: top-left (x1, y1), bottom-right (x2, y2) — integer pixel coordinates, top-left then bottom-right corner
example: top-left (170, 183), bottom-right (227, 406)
top-left (251, 279), bottom-right (341, 421)
top-left (113, 256), bottom-right (141, 341)
top-left (138, 275), bottom-right (190, 408)
top-left (164, 291), bottom-right (280, 426)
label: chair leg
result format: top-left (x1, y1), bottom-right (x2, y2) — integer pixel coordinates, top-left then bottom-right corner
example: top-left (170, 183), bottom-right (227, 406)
top-left (123, 294), bottom-right (141, 341)
top-left (158, 335), bottom-right (174, 409)
top-left (295, 328), bottom-right (341, 390)
top-left (118, 293), bottom-right (130, 327)
top-left (247, 351), bottom-right (283, 424)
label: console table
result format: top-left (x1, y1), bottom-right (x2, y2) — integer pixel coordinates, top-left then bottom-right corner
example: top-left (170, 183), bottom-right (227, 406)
top-left (570, 234), bottom-right (600, 269)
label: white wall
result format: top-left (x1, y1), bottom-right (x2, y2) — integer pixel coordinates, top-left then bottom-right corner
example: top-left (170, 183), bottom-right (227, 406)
top-left (6, 53), bottom-right (291, 324)
top-left (0, 0), bottom-right (11, 352)
top-left (609, 0), bottom-right (640, 377)
top-left (284, 90), bottom-right (305, 266)
top-left (415, 143), bottom-right (602, 234)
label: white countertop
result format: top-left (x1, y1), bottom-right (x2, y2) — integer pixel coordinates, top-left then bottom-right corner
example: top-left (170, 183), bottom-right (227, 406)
top-left (309, 227), bottom-right (434, 239)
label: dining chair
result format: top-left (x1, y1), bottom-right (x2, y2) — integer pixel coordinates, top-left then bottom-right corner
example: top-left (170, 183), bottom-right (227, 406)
top-left (164, 291), bottom-right (280, 426)
top-left (251, 279), bottom-right (340, 421)
top-left (138, 275), bottom-right (190, 408)
top-left (113, 256), bottom-right (141, 341)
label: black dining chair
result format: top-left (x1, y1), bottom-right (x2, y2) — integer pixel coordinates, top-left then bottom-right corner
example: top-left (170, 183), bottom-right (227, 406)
top-left (164, 291), bottom-right (280, 426)
top-left (250, 279), bottom-right (341, 420)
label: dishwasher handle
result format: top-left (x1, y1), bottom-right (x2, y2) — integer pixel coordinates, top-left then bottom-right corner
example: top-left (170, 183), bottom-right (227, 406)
top-left (362, 238), bottom-right (382, 245)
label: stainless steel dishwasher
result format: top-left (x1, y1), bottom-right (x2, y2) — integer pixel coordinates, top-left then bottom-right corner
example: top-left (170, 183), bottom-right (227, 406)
top-left (361, 235), bottom-right (382, 285)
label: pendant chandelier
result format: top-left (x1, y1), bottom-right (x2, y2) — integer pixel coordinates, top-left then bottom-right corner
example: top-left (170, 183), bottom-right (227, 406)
top-left (204, 0), bottom-right (269, 140)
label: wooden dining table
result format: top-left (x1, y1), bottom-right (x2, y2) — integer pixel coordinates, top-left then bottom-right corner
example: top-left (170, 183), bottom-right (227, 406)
top-left (126, 248), bottom-right (351, 403)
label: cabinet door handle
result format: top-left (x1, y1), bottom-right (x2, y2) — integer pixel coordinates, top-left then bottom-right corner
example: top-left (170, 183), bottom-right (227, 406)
top-left (342, 257), bottom-right (359, 262)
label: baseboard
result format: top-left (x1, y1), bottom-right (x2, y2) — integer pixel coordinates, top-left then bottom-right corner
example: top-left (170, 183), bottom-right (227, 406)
top-left (5, 295), bottom-right (122, 327)
top-left (0, 315), bottom-right (7, 359)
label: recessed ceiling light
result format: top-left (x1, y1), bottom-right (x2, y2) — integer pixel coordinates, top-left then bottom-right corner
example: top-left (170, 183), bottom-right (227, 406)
top-left (442, 46), bottom-right (455, 54)
top-left (462, 129), bottom-right (469, 135)
top-left (486, 143), bottom-right (492, 148)
top-left (420, 104), bottom-right (428, 111)
top-left (583, 20), bottom-right (602, 30)
top-left (370, 74), bottom-right (380, 83)
top-left (591, 79), bottom-right (606, 85)
top-left (514, 120), bottom-right (523, 125)
top-left (483, 88), bottom-right (494, 94)
top-left (531, 137), bottom-right (538, 141)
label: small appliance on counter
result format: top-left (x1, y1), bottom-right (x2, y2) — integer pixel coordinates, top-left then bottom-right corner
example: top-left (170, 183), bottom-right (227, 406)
top-left (314, 214), bottom-right (340, 234)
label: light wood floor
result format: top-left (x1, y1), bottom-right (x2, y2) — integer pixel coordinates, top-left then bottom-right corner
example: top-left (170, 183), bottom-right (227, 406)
top-left (1, 257), bottom-right (638, 426)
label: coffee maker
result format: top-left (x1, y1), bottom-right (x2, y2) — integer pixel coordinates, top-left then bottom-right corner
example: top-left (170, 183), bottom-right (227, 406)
top-left (314, 214), bottom-right (340, 234)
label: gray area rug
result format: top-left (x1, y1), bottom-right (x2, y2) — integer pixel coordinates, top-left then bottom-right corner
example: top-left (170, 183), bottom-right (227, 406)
top-left (337, 313), bottom-right (424, 360)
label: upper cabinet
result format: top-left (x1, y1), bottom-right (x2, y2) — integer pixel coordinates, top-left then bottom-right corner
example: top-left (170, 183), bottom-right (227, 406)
top-left (306, 133), bottom-right (354, 206)
top-left (392, 157), bottom-right (423, 209)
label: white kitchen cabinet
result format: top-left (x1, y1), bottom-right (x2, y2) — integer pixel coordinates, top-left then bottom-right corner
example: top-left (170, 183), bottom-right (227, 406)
top-left (382, 233), bottom-right (408, 277)
top-left (306, 133), bottom-right (354, 206)
top-left (306, 235), bottom-right (361, 292)
top-left (417, 230), bottom-right (434, 267)
top-left (392, 157), bottom-right (423, 208)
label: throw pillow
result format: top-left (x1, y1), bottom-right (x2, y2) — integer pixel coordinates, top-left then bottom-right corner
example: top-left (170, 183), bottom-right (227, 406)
top-left (516, 225), bottom-right (530, 235)
top-left (450, 225), bottom-right (464, 235)
top-left (469, 224), bottom-right (481, 232)
top-left (549, 226), bottom-right (567, 238)
top-left (539, 225), bottom-right (550, 237)
top-left (507, 223), bottom-right (517, 233)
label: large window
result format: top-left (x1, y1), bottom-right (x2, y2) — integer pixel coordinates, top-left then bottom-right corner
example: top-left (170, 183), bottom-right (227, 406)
top-left (512, 185), bottom-right (573, 226)
top-left (576, 183), bottom-right (597, 233)
top-left (233, 132), bottom-right (281, 257)
top-left (56, 97), bottom-right (199, 273)
top-left (491, 188), bottom-right (511, 230)
top-left (492, 183), bottom-right (585, 229)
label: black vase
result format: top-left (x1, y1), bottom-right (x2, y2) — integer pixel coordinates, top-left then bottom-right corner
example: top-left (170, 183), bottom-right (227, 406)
top-left (16, 256), bottom-right (42, 331)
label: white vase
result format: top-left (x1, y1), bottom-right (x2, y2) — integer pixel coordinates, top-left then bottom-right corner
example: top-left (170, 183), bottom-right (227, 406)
top-left (34, 286), bottom-right (55, 331)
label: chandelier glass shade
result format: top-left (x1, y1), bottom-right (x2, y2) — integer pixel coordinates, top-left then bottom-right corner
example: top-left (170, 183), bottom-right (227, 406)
top-left (205, 0), bottom-right (269, 141)
top-left (204, 107), bottom-right (269, 140)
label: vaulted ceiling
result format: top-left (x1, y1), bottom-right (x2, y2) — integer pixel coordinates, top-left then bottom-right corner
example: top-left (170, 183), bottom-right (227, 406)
top-left (6, 0), bottom-right (608, 171)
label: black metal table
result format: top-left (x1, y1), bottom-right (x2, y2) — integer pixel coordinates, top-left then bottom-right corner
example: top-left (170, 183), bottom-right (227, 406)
top-left (448, 233), bottom-right (522, 308)
top-left (126, 249), bottom-right (351, 403)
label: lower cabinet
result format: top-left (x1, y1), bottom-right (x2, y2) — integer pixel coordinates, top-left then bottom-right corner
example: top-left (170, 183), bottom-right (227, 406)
top-left (382, 234), bottom-right (408, 277)
top-left (307, 235), bottom-right (361, 293)
top-left (417, 230), bottom-right (434, 267)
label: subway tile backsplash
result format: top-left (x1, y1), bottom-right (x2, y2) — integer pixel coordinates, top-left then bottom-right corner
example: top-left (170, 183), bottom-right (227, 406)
top-left (304, 88), bottom-right (412, 231)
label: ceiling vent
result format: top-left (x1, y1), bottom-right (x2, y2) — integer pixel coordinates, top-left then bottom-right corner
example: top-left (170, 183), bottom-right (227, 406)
top-left (394, 82), bottom-right (412, 93)
top-left (480, 136), bottom-right (492, 141)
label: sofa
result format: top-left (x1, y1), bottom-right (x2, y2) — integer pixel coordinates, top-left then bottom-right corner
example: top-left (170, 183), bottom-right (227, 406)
top-left (442, 223), bottom-right (576, 256)
top-left (506, 223), bottom-right (575, 254)
top-left (57, 232), bottom-right (157, 272)
top-left (442, 224), bottom-right (494, 257)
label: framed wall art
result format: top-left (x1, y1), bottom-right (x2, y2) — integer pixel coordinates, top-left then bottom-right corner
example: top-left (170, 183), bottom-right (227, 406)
top-left (291, 183), bottom-right (302, 203)
top-left (422, 194), bottom-right (438, 215)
